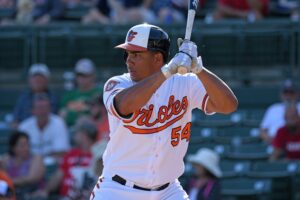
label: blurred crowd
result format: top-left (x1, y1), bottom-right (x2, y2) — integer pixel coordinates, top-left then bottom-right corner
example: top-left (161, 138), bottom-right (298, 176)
top-left (0, 59), bottom-right (109, 200)
top-left (0, 0), bottom-right (300, 26)
top-left (0, 0), bottom-right (190, 25)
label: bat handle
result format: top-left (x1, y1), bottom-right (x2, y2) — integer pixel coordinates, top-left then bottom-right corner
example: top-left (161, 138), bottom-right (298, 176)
top-left (184, 9), bottom-right (196, 40)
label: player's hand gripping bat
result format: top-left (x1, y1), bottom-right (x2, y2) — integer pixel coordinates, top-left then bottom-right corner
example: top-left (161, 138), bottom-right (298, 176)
top-left (178, 0), bottom-right (199, 74)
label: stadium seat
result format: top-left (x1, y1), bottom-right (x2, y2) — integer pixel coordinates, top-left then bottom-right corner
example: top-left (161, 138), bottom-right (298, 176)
top-left (0, 30), bottom-right (31, 69)
top-left (232, 87), bottom-right (280, 110)
top-left (220, 160), bottom-right (251, 178)
top-left (0, 88), bottom-right (22, 114)
top-left (226, 144), bottom-right (271, 161)
top-left (35, 29), bottom-right (73, 69)
top-left (193, 29), bottom-right (239, 68)
top-left (0, 8), bottom-right (14, 18)
top-left (0, 127), bottom-right (11, 154)
top-left (72, 29), bottom-right (126, 68)
top-left (240, 30), bottom-right (292, 67)
top-left (213, 126), bottom-right (261, 145)
top-left (190, 126), bottom-right (216, 144)
top-left (247, 161), bottom-right (300, 200)
top-left (221, 178), bottom-right (272, 200)
top-left (202, 143), bottom-right (231, 157)
top-left (242, 108), bottom-right (266, 127)
top-left (292, 170), bottom-right (300, 200)
top-left (247, 161), bottom-right (299, 178)
top-left (192, 109), bottom-right (238, 127)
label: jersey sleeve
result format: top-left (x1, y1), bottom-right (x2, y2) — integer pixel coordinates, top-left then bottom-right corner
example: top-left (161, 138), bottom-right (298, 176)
top-left (188, 74), bottom-right (214, 115)
top-left (103, 75), bottom-right (131, 120)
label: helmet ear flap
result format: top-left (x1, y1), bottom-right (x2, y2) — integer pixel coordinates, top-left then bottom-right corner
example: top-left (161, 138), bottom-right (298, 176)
top-left (123, 51), bottom-right (128, 62)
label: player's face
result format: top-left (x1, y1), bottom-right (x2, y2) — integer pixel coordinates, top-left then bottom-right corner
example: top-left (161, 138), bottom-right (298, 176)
top-left (126, 50), bottom-right (160, 82)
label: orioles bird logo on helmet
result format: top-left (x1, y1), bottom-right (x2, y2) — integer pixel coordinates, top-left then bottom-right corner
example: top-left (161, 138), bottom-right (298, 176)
top-left (127, 30), bottom-right (138, 42)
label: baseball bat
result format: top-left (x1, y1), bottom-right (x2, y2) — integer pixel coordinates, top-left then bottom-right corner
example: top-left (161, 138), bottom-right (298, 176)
top-left (178, 0), bottom-right (199, 74)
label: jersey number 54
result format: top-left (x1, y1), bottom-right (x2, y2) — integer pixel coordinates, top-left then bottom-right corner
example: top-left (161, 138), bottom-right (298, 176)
top-left (171, 122), bottom-right (192, 147)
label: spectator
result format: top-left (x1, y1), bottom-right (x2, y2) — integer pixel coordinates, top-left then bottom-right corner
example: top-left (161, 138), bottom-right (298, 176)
top-left (151, 0), bottom-right (187, 24)
top-left (32, 0), bottom-right (64, 24)
top-left (212, 0), bottom-right (269, 22)
top-left (63, 0), bottom-right (97, 9)
top-left (0, 170), bottom-right (16, 200)
top-left (273, 0), bottom-right (300, 21)
top-left (0, 0), bottom-right (14, 8)
top-left (0, 0), bottom-right (16, 25)
top-left (0, 131), bottom-right (45, 199)
top-left (270, 102), bottom-right (300, 160)
top-left (12, 63), bottom-right (59, 128)
top-left (110, 0), bottom-right (156, 24)
top-left (260, 79), bottom-right (300, 144)
top-left (81, 0), bottom-right (111, 24)
top-left (82, 0), bottom-right (156, 24)
top-left (59, 58), bottom-right (102, 127)
top-left (77, 96), bottom-right (110, 142)
top-left (32, 122), bottom-right (106, 200)
top-left (18, 93), bottom-right (70, 160)
top-left (16, 0), bottom-right (34, 25)
top-left (187, 148), bottom-right (222, 200)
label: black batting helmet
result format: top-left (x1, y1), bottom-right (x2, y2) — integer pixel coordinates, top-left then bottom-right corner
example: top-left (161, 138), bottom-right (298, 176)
top-left (115, 23), bottom-right (170, 62)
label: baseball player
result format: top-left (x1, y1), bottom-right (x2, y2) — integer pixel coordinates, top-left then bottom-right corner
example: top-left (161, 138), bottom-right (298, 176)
top-left (90, 23), bottom-right (238, 200)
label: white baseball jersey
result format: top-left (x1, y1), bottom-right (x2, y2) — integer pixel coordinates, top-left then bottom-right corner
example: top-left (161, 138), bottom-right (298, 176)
top-left (102, 73), bottom-right (209, 188)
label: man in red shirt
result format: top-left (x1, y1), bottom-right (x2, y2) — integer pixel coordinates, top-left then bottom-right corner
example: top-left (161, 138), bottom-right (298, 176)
top-left (213, 0), bottom-right (269, 21)
top-left (32, 122), bottom-right (106, 199)
top-left (271, 103), bottom-right (300, 160)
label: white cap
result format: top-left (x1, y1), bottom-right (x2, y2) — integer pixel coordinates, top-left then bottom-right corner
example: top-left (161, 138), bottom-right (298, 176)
top-left (115, 23), bottom-right (168, 52)
top-left (188, 148), bottom-right (222, 178)
top-left (75, 58), bottom-right (95, 75)
top-left (29, 63), bottom-right (50, 78)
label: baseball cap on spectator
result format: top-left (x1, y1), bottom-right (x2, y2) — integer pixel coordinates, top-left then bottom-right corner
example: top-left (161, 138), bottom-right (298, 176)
top-left (74, 58), bottom-right (95, 75)
top-left (281, 79), bottom-right (298, 93)
top-left (29, 63), bottom-right (50, 78)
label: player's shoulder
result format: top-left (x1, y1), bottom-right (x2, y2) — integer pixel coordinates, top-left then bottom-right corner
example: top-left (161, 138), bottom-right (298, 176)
top-left (104, 73), bottom-right (131, 92)
top-left (105, 73), bottom-right (131, 84)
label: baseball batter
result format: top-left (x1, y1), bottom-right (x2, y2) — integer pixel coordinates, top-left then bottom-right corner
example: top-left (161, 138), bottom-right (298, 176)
top-left (90, 23), bottom-right (238, 200)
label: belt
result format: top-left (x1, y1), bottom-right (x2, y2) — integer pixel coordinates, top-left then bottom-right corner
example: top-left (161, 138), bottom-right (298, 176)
top-left (112, 175), bottom-right (169, 191)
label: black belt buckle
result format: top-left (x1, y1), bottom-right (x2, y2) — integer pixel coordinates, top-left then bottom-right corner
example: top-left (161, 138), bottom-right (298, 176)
top-left (112, 175), bottom-right (169, 191)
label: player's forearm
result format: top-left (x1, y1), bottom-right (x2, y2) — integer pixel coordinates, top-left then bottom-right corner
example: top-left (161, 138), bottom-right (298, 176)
top-left (197, 68), bottom-right (238, 114)
top-left (115, 71), bottom-right (166, 116)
